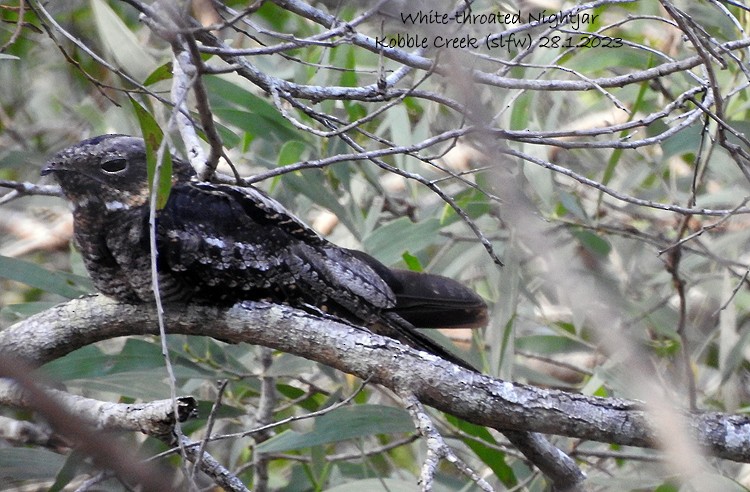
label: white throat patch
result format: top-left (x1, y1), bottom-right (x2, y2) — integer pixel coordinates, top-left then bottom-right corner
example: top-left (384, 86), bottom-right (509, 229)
top-left (105, 200), bottom-right (131, 211)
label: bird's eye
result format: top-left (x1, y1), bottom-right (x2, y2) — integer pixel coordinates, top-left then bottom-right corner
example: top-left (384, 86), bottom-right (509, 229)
top-left (101, 158), bottom-right (128, 173)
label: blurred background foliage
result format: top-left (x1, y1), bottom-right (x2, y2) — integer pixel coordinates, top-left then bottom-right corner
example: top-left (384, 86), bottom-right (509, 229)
top-left (2, 0), bottom-right (750, 490)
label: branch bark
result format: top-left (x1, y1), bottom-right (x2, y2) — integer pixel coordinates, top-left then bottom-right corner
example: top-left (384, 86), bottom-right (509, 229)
top-left (3, 295), bottom-right (750, 463)
top-left (0, 358), bottom-right (253, 491)
top-left (0, 381), bottom-right (197, 436)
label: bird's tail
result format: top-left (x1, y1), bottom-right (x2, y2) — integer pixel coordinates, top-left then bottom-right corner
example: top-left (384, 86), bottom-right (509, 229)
top-left (343, 249), bottom-right (487, 370)
top-left (345, 249), bottom-right (488, 329)
top-left (386, 269), bottom-right (488, 329)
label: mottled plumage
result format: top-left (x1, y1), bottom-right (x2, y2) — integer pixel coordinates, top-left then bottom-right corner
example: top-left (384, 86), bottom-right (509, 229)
top-left (42, 135), bottom-right (487, 368)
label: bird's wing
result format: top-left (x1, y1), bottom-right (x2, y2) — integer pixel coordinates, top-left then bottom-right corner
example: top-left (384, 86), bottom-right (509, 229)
top-left (159, 182), bottom-right (477, 370)
top-left (157, 182), bottom-right (396, 310)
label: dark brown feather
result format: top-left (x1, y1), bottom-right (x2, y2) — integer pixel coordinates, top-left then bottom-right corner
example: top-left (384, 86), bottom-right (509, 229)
top-left (42, 135), bottom-right (488, 370)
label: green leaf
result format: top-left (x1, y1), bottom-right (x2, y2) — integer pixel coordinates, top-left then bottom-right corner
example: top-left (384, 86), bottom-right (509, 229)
top-left (143, 62), bottom-right (173, 86)
top-left (0, 448), bottom-right (66, 483)
top-left (39, 345), bottom-right (110, 380)
top-left (0, 255), bottom-right (92, 298)
top-left (557, 191), bottom-right (588, 221)
top-left (41, 338), bottom-right (208, 385)
top-left (130, 96), bottom-right (173, 209)
top-left (653, 483), bottom-right (679, 492)
top-left (344, 100), bottom-right (367, 121)
top-left (280, 171), bottom-right (356, 234)
top-left (569, 42), bottom-right (653, 72)
top-left (0, 302), bottom-right (60, 319)
top-left (339, 45), bottom-right (358, 88)
top-left (571, 230), bottom-right (611, 257)
top-left (515, 335), bottom-right (590, 354)
top-left (438, 188), bottom-right (490, 226)
top-left (445, 415), bottom-right (517, 487)
top-left (205, 76), bottom-right (301, 142)
top-left (661, 123), bottom-right (702, 159)
top-left (277, 141), bottom-right (307, 166)
top-left (90, 0), bottom-right (156, 80)
top-left (510, 91), bottom-right (532, 131)
top-left (363, 217), bottom-right (442, 266)
top-left (401, 251), bottom-right (423, 272)
top-left (106, 338), bottom-right (173, 374)
top-left (49, 451), bottom-right (86, 492)
top-left (266, 353), bottom-right (318, 377)
top-left (257, 405), bottom-right (413, 453)
top-left (212, 120), bottom-right (241, 149)
top-left (74, 372), bottom-right (172, 400)
top-left (213, 107), bottom-right (300, 143)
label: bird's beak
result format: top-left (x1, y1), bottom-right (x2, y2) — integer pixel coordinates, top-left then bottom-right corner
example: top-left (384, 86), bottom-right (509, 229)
top-left (41, 161), bottom-right (63, 176)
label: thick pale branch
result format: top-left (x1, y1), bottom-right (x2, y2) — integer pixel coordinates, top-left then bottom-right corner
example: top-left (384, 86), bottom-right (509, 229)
top-left (0, 414), bottom-right (60, 449)
top-left (0, 360), bottom-right (242, 490)
top-left (3, 295), bottom-right (750, 462)
top-left (0, 382), bottom-right (197, 437)
top-left (0, 351), bottom-right (177, 492)
top-left (0, 380), bottom-right (247, 491)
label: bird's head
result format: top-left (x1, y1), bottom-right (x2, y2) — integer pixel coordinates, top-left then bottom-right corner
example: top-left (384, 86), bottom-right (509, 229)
top-left (41, 134), bottom-right (195, 211)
